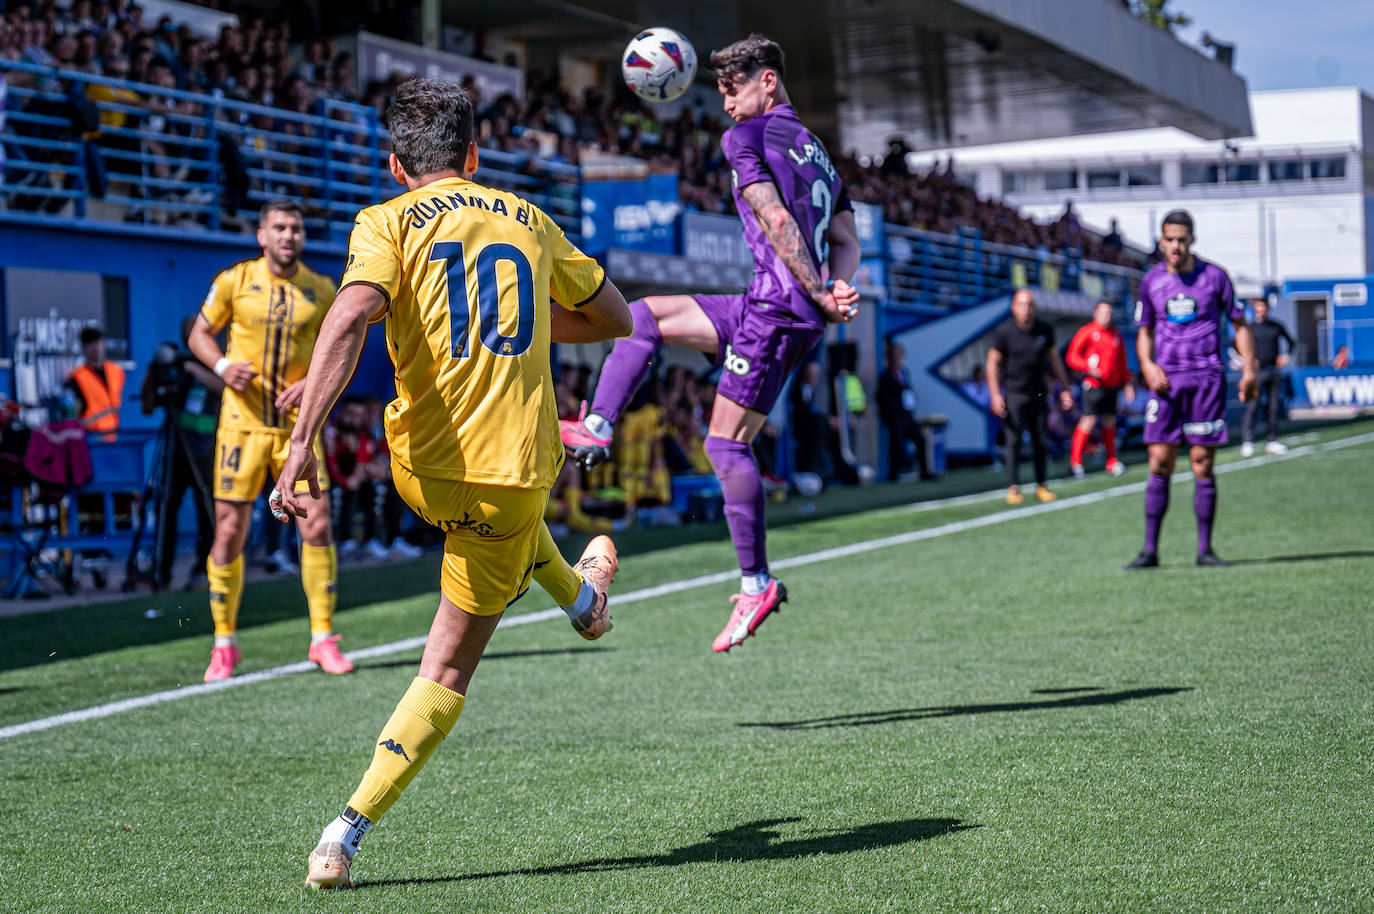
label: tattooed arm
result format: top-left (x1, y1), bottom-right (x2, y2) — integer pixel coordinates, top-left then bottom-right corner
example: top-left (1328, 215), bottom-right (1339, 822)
top-left (741, 181), bottom-right (856, 323)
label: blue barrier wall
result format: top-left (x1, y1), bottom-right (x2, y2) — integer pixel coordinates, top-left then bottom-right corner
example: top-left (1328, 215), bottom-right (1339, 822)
top-left (1283, 276), bottom-right (1374, 366)
top-left (0, 218), bottom-right (401, 432)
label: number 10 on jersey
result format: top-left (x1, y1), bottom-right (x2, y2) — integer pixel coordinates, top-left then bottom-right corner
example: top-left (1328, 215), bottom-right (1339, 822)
top-left (429, 241), bottom-right (536, 359)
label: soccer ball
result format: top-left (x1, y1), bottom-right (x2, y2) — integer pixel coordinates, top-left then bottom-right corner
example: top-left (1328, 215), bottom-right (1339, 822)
top-left (621, 28), bottom-right (697, 103)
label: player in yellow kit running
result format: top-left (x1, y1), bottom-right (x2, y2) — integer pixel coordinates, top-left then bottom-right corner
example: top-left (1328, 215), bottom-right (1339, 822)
top-left (188, 199), bottom-right (351, 681)
top-left (270, 78), bottom-right (633, 888)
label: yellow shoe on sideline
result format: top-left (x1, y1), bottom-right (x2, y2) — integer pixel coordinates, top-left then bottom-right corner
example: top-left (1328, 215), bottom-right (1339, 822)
top-left (1005, 488), bottom-right (1025, 506)
top-left (305, 842), bottom-right (352, 890)
top-left (1036, 486), bottom-right (1057, 503)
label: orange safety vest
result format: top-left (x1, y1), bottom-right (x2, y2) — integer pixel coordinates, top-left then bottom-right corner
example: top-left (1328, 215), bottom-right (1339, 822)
top-left (70, 362), bottom-right (125, 442)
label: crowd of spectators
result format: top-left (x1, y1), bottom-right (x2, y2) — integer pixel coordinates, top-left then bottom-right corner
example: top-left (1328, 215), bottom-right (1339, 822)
top-left (1, 0), bottom-right (1139, 264)
top-left (547, 359), bottom-right (723, 532)
top-left (0, 1), bottom-right (359, 108)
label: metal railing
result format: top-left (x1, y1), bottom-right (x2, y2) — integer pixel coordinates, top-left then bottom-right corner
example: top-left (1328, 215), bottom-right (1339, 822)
top-left (2, 58), bottom-right (1141, 313)
top-left (885, 223), bottom-right (1142, 317)
top-left (0, 59), bottom-right (582, 243)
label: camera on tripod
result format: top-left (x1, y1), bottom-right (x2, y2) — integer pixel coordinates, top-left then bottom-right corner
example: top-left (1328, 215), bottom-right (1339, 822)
top-left (125, 340), bottom-right (216, 591)
top-left (145, 342), bottom-right (193, 413)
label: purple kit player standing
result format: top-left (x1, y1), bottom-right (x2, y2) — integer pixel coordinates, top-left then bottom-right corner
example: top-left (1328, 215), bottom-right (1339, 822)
top-left (1126, 210), bottom-right (1257, 569)
top-left (561, 34), bottom-right (861, 651)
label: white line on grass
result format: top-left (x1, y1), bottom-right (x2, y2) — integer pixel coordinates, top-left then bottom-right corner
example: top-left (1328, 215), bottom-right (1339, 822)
top-left (4, 430), bottom-right (1372, 742)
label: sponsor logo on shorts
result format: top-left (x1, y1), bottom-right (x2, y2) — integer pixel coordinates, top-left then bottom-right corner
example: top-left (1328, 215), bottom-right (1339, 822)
top-left (1183, 419), bottom-right (1226, 436)
top-left (378, 739), bottom-right (411, 761)
top-left (437, 513), bottom-right (496, 537)
top-left (723, 344), bottom-right (752, 377)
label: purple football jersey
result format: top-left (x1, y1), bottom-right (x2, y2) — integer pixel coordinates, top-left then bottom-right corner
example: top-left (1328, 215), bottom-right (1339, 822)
top-left (1135, 258), bottom-right (1243, 373)
top-left (724, 104), bottom-right (852, 330)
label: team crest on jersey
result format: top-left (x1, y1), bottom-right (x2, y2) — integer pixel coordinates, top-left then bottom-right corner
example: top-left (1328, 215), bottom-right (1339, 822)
top-left (1165, 294), bottom-right (1198, 323)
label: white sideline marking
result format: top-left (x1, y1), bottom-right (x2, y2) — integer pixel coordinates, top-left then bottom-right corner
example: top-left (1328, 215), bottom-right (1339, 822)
top-left (4, 430), bottom-right (1372, 742)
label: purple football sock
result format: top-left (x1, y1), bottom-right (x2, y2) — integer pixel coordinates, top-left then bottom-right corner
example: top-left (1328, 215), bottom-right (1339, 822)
top-left (704, 436), bottom-right (767, 576)
top-left (588, 300), bottom-right (659, 428)
top-left (1143, 473), bottom-right (1170, 554)
top-left (1195, 478), bottom-right (1217, 555)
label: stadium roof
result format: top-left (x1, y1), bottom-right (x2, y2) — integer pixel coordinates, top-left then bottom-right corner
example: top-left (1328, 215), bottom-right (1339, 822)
top-left (450, 0), bottom-right (1252, 154)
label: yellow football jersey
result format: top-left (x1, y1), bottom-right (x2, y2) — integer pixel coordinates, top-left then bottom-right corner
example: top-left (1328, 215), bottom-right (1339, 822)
top-left (200, 257), bottom-right (336, 431)
top-left (340, 175), bottom-right (605, 489)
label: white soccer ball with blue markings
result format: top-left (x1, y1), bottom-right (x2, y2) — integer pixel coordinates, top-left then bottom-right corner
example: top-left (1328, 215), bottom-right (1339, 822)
top-left (621, 28), bottom-right (697, 103)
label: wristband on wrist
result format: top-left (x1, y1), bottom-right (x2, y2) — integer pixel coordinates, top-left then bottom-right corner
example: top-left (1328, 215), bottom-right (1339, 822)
top-left (824, 278), bottom-right (837, 292)
top-left (213, 357), bottom-right (231, 377)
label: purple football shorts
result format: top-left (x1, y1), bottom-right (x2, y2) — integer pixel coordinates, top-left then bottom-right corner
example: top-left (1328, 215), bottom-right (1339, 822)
top-left (1144, 369), bottom-right (1228, 446)
top-left (693, 294), bottom-right (823, 414)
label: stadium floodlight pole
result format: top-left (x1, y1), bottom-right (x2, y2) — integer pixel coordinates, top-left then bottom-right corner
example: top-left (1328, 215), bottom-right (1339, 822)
top-left (420, 0), bottom-right (440, 49)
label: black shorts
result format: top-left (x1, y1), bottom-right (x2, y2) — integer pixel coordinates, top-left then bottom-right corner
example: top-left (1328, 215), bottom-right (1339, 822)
top-left (1082, 385), bottom-right (1121, 417)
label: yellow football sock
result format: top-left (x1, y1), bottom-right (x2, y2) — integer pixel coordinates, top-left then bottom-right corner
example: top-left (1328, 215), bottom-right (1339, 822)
top-left (347, 677), bottom-right (465, 822)
top-left (532, 521), bottom-right (584, 608)
top-left (301, 543), bottom-right (337, 636)
top-left (207, 555), bottom-right (243, 638)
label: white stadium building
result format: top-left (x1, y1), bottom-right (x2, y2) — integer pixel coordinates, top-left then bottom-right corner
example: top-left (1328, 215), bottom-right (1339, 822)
top-left (907, 87), bottom-right (1374, 300)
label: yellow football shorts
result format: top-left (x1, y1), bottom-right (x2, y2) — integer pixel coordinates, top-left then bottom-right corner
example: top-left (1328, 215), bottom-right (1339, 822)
top-left (213, 426), bottom-right (330, 503)
top-left (391, 459), bottom-right (544, 615)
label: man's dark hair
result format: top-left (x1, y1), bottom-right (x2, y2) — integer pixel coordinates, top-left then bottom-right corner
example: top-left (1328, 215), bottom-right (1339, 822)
top-left (709, 34), bottom-right (785, 84)
top-left (386, 77), bottom-right (474, 178)
top-left (80, 326), bottom-right (104, 345)
top-left (259, 198), bottom-right (304, 224)
top-left (1162, 209), bottom-right (1194, 234)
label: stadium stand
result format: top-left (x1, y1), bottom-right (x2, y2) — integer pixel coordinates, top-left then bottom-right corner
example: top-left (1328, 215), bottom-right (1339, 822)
top-left (1, 0), bottom-right (1145, 267)
top-left (0, 0), bottom-right (1152, 591)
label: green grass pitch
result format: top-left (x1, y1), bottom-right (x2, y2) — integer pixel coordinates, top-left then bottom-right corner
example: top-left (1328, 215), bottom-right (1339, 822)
top-left (1, 422), bottom-right (1372, 913)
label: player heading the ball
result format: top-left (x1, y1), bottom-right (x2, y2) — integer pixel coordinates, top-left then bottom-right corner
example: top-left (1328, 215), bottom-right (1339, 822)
top-left (564, 33), bottom-right (862, 652)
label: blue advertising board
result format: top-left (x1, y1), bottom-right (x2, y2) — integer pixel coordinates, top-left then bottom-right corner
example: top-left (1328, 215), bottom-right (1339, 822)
top-left (681, 211), bottom-right (753, 269)
top-left (1288, 366), bottom-right (1374, 412)
top-left (852, 201), bottom-right (885, 257)
top-left (581, 174), bottom-right (680, 257)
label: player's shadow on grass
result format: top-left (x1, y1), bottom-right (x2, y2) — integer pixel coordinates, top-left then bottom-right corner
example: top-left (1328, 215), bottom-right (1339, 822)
top-left (356, 816), bottom-right (976, 887)
top-left (737, 686), bottom-right (1191, 730)
top-left (0, 556), bottom-right (500, 673)
top-left (1220, 549), bottom-right (1374, 567)
top-left (357, 646), bottom-right (612, 671)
